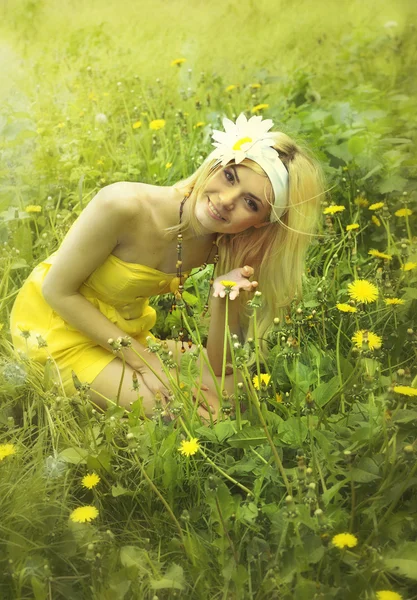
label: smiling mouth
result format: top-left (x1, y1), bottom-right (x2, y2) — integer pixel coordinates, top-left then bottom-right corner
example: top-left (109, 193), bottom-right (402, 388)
top-left (208, 198), bottom-right (227, 221)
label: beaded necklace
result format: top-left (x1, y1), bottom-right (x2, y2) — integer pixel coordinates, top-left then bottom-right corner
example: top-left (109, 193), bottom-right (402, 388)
top-left (170, 192), bottom-right (219, 353)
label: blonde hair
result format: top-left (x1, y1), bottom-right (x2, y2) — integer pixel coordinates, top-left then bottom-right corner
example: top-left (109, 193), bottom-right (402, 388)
top-left (168, 131), bottom-right (327, 361)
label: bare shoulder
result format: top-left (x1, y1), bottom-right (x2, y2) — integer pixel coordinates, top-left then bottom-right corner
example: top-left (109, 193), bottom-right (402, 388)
top-left (95, 181), bottom-right (148, 216)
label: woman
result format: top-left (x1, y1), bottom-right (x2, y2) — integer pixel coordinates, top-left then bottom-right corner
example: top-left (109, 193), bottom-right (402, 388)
top-left (10, 113), bottom-right (326, 420)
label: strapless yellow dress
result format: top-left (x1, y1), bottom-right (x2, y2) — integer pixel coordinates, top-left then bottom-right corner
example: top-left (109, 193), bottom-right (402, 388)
top-left (9, 250), bottom-right (188, 396)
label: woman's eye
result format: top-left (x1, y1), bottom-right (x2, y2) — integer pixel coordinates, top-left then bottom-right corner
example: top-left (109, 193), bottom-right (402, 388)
top-left (224, 170), bottom-right (234, 182)
top-left (246, 198), bottom-right (258, 211)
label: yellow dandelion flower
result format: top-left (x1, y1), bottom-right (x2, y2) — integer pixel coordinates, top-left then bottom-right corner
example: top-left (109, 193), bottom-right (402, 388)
top-left (57, 122), bottom-right (65, 128)
top-left (336, 303), bottom-right (357, 313)
top-left (0, 443), bottom-right (16, 461)
top-left (368, 249), bottom-right (392, 260)
top-left (132, 121), bottom-right (142, 129)
top-left (376, 591), bottom-right (403, 600)
top-left (346, 223), bottom-right (360, 231)
top-left (25, 205), bottom-right (42, 213)
top-left (178, 438), bottom-right (200, 457)
top-left (194, 121), bottom-right (205, 128)
top-left (251, 103), bottom-right (269, 113)
top-left (165, 162), bottom-right (173, 169)
top-left (225, 84), bottom-right (237, 92)
top-left (347, 279), bottom-right (378, 303)
top-left (369, 202), bottom-right (384, 211)
top-left (393, 385), bottom-right (417, 397)
top-left (354, 196), bottom-right (369, 207)
top-left (332, 533), bottom-right (358, 549)
top-left (70, 505), bottom-right (99, 523)
top-left (220, 280), bottom-right (237, 288)
top-left (275, 393), bottom-right (283, 403)
top-left (395, 208), bottom-right (412, 217)
top-left (352, 330), bottom-right (382, 350)
top-left (401, 261), bottom-right (417, 271)
top-left (372, 215), bottom-right (381, 227)
top-left (88, 92), bottom-right (98, 102)
top-left (171, 58), bottom-right (186, 67)
top-left (323, 205), bottom-right (346, 215)
top-left (384, 298), bottom-right (405, 306)
top-left (149, 119), bottom-right (166, 131)
top-left (82, 473), bottom-right (100, 489)
top-left (252, 373), bottom-right (271, 390)
top-left (250, 83), bottom-right (262, 89)
top-left (96, 159), bottom-right (104, 165)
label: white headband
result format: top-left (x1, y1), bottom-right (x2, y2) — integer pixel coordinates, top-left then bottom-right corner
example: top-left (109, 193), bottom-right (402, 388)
top-left (207, 113), bottom-right (289, 222)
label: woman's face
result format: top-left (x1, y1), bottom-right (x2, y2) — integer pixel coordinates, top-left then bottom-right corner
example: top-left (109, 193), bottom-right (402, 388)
top-left (195, 164), bottom-right (273, 234)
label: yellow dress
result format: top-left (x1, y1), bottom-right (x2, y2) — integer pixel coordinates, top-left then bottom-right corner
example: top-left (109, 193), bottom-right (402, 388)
top-left (9, 250), bottom-right (188, 396)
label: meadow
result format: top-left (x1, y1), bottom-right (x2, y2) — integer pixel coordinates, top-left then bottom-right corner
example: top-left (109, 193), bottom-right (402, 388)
top-left (0, 0), bottom-right (417, 598)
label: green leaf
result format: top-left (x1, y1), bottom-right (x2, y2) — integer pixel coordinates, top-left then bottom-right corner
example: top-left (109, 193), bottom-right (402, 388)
top-left (312, 376), bottom-right (340, 407)
top-left (31, 576), bottom-right (47, 600)
top-left (150, 564), bottom-right (185, 591)
top-left (278, 416), bottom-right (308, 445)
top-left (58, 447), bottom-right (88, 465)
top-left (378, 174), bottom-right (408, 193)
top-left (350, 456), bottom-right (381, 483)
top-left (384, 542), bottom-right (417, 580)
top-left (347, 135), bottom-right (367, 156)
top-left (213, 420), bottom-right (237, 442)
top-left (228, 426), bottom-right (267, 448)
top-left (182, 290), bottom-right (198, 306)
top-left (322, 479), bottom-right (349, 506)
top-left (112, 483), bottom-right (129, 497)
top-left (119, 546), bottom-right (148, 570)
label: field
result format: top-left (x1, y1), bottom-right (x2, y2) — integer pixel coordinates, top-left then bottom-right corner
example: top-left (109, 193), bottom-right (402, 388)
top-left (1, 1), bottom-right (417, 598)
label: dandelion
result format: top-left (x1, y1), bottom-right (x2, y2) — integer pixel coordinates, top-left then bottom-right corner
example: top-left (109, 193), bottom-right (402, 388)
top-left (194, 121), bottom-right (205, 128)
top-left (0, 444), bottom-right (16, 461)
top-left (332, 533), bottom-right (358, 549)
top-left (372, 215), bottom-right (381, 227)
top-left (57, 122), bottom-right (65, 128)
top-left (368, 249), bottom-right (392, 260)
top-left (149, 119), bottom-right (166, 131)
top-left (171, 58), bottom-right (186, 67)
top-left (276, 393), bottom-right (283, 403)
top-left (401, 261), bottom-right (417, 271)
top-left (323, 205), bottom-right (345, 215)
top-left (393, 385), bottom-right (417, 397)
top-left (347, 279), bottom-right (378, 303)
top-left (376, 592), bottom-right (402, 600)
top-left (70, 505), bottom-right (99, 523)
top-left (25, 205), bottom-right (42, 213)
top-left (178, 438), bottom-right (200, 457)
top-left (225, 84), bottom-right (237, 92)
top-left (354, 195), bottom-right (368, 207)
top-left (250, 83), bottom-right (262, 89)
top-left (352, 330), bottom-right (382, 351)
top-left (82, 473), bottom-right (100, 489)
top-left (220, 280), bottom-right (237, 289)
top-left (165, 162), bottom-right (173, 169)
top-left (252, 373), bottom-right (271, 389)
top-left (336, 303), bottom-right (357, 313)
top-left (369, 202), bottom-right (384, 211)
top-left (384, 298), bottom-right (405, 306)
top-left (132, 121), bottom-right (142, 129)
top-left (95, 113), bottom-right (107, 124)
top-left (395, 208), bottom-right (412, 217)
top-left (251, 103), bottom-right (269, 113)
top-left (346, 223), bottom-right (360, 231)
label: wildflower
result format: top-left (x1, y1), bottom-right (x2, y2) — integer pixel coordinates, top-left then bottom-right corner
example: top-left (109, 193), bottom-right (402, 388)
top-left (332, 533), bottom-right (358, 549)
top-left (376, 592), bottom-right (402, 600)
top-left (82, 473), bottom-right (100, 489)
top-left (384, 298), bottom-right (405, 306)
top-left (251, 103), bottom-right (269, 113)
top-left (276, 393), bottom-right (283, 403)
top-left (132, 121), bottom-right (142, 129)
top-left (395, 208), bottom-right (412, 217)
top-left (250, 83), bottom-right (262, 89)
top-left (25, 205), bottom-right (42, 213)
top-left (220, 280), bottom-right (237, 289)
top-left (336, 303), bottom-right (357, 313)
top-left (252, 373), bottom-right (271, 389)
top-left (70, 505), bottom-right (99, 523)
top-left (323, 205), bottom-right (345, 215)
top-left (171, 58), bottom-right (186, 67)
top-left (393, 385), bottom-right (417, 397)
top-left (352, 330), bottom-right (382, 351)
top-left (369, 202), bottom-right (384, 211)
top-left (372, 215), bottom-right (381, 226)
top-left (149, 119), bottom-right (166, 130)
top-left (57, 122), bottom-right (65, 128)
top-left (0, 443), bottom-right (16, 461)
top-left (88, 91), bottom-right (98, 102)
top-left (95, 113), bottom-right (107, 124)
top-left (225, 84), bottom-right (237, 92)
top-left (194, 121), bottom-right (205, 128)
top-left (165, 162), bottom-right (173, 169)
top-left (354, 195), bottom-right (369, 207)
top-left (179, 438), bottom-right (200, 457)
top-left (97, 159), bottom-right (104, 165)
top-left (368, 249), bottom-right (392, 260)
top-left (347, 279), bottom-right (378, 303)
top-left (401, 261), bottom-right (417, 271)
top-left (346, 223), bottom-right (360, 231)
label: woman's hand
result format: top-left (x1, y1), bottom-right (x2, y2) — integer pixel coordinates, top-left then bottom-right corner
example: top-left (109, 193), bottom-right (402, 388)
top-left (213, 265), bottom-right (258, 301)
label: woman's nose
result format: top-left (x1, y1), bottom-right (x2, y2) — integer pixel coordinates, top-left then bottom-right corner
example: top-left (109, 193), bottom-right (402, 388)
top-left (219, 189), bottom-right (238, 208)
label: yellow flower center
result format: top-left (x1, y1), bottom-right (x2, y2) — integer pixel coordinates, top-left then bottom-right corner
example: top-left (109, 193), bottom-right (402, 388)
top-left (233, 137), bottom-right (252, 151)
